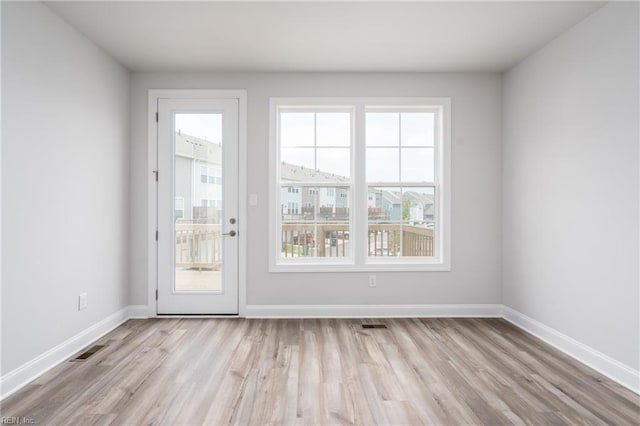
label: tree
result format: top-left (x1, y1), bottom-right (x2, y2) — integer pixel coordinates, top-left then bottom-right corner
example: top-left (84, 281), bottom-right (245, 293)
top-left (402, 196), bottom-right (411, 221)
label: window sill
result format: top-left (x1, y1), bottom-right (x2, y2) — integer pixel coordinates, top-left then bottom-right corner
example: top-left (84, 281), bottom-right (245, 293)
top-left (269, 259), bottom-right (450, 273)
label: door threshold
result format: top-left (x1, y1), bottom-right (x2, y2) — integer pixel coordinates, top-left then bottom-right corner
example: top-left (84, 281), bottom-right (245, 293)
top-left (156, 313), bottom-right (240, 318)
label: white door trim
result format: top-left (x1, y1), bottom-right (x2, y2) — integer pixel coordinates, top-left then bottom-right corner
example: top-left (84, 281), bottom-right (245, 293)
top-left (147, 89), bottom-right (248, 318)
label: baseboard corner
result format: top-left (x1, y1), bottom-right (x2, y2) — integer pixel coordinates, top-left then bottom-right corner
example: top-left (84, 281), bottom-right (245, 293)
top-left (127, 304), bottom-right (150, 319)
top-left (0, 304), bottom-right (143, 401)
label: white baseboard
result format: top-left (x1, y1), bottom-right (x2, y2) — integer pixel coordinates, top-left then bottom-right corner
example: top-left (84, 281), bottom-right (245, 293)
top-left (244, 303), bottom-right (502, 318)
top-left (502, 306), bottom-right (640, 394)
top-left (0, 305), bottom-right (144, 401)
top-left (2, 303), bottom-right (637, 401)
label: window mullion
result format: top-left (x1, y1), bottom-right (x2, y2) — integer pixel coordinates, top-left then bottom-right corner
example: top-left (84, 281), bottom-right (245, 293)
top-left (354, 104), bottom-right (367, 266)
top-left (398, 112), bottom-right (403, 257)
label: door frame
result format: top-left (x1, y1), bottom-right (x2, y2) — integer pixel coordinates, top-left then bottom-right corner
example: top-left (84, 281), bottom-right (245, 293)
top-left (147, 89), bottom-right (247, 318)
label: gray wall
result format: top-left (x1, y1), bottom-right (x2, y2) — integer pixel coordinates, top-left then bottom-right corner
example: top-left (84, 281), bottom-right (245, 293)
top-left (502, 2), bottom-right (639, 370)
top-left (1, 2), bottom-right (130, 373)
top-left (130, 72), bottom-right (503, 306)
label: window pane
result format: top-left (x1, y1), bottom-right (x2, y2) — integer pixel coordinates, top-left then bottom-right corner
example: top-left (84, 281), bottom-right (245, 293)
top-left (367, 187), bottom-right (402, 255)
top-left (300, 187), bottom-right (318, 221)
top-left (281, 147), bottom-right (314, 171)
top-left (175, 113), bottom-right (221, 142)
top-left (317, 148), bottom-right (350, 179)
top-left (317, 113), bottom-right (350, 147)
top-left (281, 184), bottom-right (314, 262)
top-left (281, 113), bottom-right (314, 147)
top-left (281, 226), bottom-right (317, 258)
top-left (174, 113), bottom-right (222, 292)
top-left (280, 186), bottom-right (351, 259)
top-left (368, 223), bottom-right (402, 257)
top-left (366, 113), bottom-right (399, 147)
top-left (366, 148), bottom-right (399, 182)
top-left (318, 187), bottom-right (350, 258)
top-left (401, 187), bottom-right (435, 257)
top-left (401, 112), bottom-right (434, 147)
top-left (402, 187), bottom-right (435, 224)
top-left (367, 187), bottom-right (402, 221)
top-left (401, 148), bottom-right (434, 182)
top-left (366, 187), bottom-right (435, 257)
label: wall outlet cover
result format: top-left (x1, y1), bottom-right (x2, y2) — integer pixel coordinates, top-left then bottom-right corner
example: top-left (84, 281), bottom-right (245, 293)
top-left (78, 293), bottom-right (88, 311)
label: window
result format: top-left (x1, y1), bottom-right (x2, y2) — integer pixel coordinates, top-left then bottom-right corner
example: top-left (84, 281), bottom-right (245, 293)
top-left (200, 166), bottom-right (221, 184)
top-left (366, 111), bottom-right (435, 258)
top-left (200, 166), bottom-right (209, 183)
top-left (270, 98), bottom-right (450, 272)
top-left (200, 199), bottom-right (220, 209)
top-left (175, 197), bottom-right (184, 220)
top-left (275, 108), bottom-right (353, 262)
top-left (213, 167), bottom-right (222, 185)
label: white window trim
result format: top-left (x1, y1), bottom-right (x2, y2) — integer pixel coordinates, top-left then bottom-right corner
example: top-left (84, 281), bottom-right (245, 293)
top-left (269, 97), bottom-right (451, 273)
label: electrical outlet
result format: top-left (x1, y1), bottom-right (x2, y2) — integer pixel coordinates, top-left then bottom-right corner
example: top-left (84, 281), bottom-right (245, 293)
top-left (368, 275), bottom-right (377, 288)
top-left (78, 293), bottom-right (88, 311)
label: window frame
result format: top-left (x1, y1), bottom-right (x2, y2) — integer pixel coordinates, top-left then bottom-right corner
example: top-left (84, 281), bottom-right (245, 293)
top-left (269, 97), bottom-right (451, 272)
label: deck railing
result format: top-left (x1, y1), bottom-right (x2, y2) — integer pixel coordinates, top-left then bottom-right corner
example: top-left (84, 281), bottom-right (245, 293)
top-left (281, 223), bottom-right (433, 258)
top-left (174, 223), bottom-right (434, 269)
top-left (368, 224), bottom-right (433, 257)
top-left (281, 223), bottom-right (350, 257)
top-left (175, 223), bottom-right (222, 270)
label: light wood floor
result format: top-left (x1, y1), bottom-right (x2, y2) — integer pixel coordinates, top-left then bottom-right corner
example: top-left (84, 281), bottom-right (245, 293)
top-left (1, 318), bottom-right (638, 425)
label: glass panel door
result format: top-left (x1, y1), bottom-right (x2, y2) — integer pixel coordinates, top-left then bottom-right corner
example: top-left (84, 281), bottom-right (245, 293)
top-left (157, 98), bottom-right (238, 314)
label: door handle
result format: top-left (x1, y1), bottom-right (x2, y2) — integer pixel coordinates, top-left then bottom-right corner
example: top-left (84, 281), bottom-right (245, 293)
top-left (223, 230), bottom-right (237, 237)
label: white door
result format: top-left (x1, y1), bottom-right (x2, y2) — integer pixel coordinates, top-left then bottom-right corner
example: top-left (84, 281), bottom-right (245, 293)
top-left (157, 98), bottom-right (239, 314)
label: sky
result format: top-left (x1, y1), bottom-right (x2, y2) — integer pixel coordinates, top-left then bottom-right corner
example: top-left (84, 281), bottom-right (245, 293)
top-left (281, 111), bottom-right (435, 182)
top-left (175, 113), bottom-right (222, 143)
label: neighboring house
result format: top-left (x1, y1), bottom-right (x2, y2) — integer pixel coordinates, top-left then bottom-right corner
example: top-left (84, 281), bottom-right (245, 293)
top-left (280, 162), bottom-right (433, 224)
top-left (409, 203), bottom-right (424, 223)
top-left (367, 192), bottom-right (376, 208)
top-left (281, 186), bottom-right (301, 219)
top-left (174, 132), bottom-right (222, 223)
top-left (377, 190), bottom-right (402, 221)
top-left (280, 162), bottom-right (350, 220)
top-left (404, 190), bottom-right (435, 222)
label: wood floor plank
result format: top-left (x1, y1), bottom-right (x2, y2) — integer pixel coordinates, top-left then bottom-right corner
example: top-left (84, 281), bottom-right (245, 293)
top-left (478, 319), bottom-right (639, 424)
top-left (1, 318), bottom-right (638, 426)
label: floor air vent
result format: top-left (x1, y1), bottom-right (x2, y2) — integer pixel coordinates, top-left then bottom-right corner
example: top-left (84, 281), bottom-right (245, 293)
top-left (71, 345), bottom-right (105, 361)
top-left (362, 324), bottom-right (388, 329)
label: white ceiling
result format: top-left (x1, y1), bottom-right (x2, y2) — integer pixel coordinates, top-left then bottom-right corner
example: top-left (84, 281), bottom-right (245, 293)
top-left (46, 1), bottom-right (604, 73)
